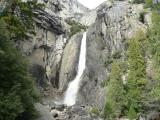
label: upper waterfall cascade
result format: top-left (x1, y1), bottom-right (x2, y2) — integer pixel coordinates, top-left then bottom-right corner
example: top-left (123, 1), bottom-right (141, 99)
top-left (63, 32), bottom-right (87, 106)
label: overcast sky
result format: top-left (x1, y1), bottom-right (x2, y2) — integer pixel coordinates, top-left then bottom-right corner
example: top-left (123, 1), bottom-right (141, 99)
top-left (78, 0), bottom-right (106, 9)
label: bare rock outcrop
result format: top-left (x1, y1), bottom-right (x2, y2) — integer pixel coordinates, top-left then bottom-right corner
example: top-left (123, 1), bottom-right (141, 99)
top-left (59, 32), bottom-right (83, 92)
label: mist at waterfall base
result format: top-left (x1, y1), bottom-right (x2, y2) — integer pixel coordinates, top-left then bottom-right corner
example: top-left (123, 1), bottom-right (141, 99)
top-left (63, 32), bottom-right (87, 106)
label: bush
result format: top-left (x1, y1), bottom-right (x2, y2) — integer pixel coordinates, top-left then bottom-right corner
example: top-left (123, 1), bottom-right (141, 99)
top-left (65, 19), bottom-right (86, 37)
top-left (100, 80), bottom-right (109, 87)
top-left (89, 107), bottom-right (100, 116)
top-left (112, 51), bottom-right (122, 59)
top-left (104, 102), bottom-right (114, 120)
top-left (104, 58), bottom-right (113, 67)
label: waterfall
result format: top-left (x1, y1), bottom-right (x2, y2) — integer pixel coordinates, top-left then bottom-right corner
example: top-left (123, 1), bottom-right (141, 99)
top-left (63, 32), bottom-right (87, 106)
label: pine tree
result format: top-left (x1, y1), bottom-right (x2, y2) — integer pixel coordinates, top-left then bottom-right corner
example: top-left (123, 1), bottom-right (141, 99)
top-left (0, 19), bottom-right (39, 120)
top-left (147, 3), bottom-right (160, 102)
top-left (104, 62), bottom-right (125, 119)
top-left (127, 32), bottom-right (147, 119)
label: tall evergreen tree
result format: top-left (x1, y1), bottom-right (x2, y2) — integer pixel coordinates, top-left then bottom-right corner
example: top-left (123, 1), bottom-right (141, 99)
top-left (147, 2), bottom-right (160, 102)
top-left (0, 19), bottom-right (39, 120)
top-left (104, 62), bottom-right (125, 119)
top-left (127, 32), bottom-right (147, 119)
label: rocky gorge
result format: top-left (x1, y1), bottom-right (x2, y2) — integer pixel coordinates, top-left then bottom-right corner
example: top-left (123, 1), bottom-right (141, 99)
top-left (26, 0), bottom-right (152, 119)
top-left (1, 0), bottom-right (159, 119)
top-left (19, 0), bottom-right (151, 119)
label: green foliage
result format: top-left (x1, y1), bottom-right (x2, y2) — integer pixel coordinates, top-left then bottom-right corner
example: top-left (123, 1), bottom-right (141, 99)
top-left (103, 1), bottom-right (160, 119)
top-left (147, 6), bottom-right (160, 102)
top-left (145, 0), bottom-right (153, 8)
top-left (0, 92), bottom-right (23, 120)
top-left (104, 31), bottom-right (147, 119)
top-left (126, 32), bottom-right (147, 119)
top-left (0, 0), bottom-right (42, 119)
top-left (112, 51), bottom-right (122, 59)
top-left (89, 107), bottom-right (100, 116)
top-left (145, 0), bottom-right (160, 10)
top-left (104, 57), bottom-right (113, 67)
top-left (119, 61), bottom-right (128, 73)
top-left (149, 60), bottom-right (160, 102)
top-left (104, 102), bottom-right (114, 120)
top-left (0, 19), bottom-right (39, 120)
top-left (104, 62), bottom-right (126, 119)
top-left (66, 19), bottom-right (86, 37)
top-left (148, 12), bottom-right (160, 65)
top-left (1, 0), bottom-right (44, 40)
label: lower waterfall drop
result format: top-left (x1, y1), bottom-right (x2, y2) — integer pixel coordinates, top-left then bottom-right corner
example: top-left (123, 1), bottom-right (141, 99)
top-left (63, 32), bottom-right (87, 106)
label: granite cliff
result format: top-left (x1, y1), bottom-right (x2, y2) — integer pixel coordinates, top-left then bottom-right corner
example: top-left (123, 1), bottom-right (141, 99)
top-left (1, 0), bottom-right (153, 119)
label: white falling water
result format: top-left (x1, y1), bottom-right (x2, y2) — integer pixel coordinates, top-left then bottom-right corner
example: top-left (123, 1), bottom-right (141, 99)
top-left (64, 32), bottom-right (87, 106)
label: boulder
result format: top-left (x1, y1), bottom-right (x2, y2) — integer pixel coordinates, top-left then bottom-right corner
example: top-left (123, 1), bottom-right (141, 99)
top-left (34, 103), bottom-right (54, 120)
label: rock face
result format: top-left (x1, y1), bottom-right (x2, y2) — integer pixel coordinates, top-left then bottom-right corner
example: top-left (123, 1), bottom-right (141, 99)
top-left (35, 103), bottom-right (54, 120)
top-left (36, 101), bottom-right (103, 120)
top-left (76, 0), bottom-right (150, 108)
top-left (16, 0), bottom-right (88, 90)
top-left (59, 33), bottom-right (83, 91)
top-left (11, 0), bottom-right (152, 119)
top-left (42, 0), bottom-right (89, 19)
top-left (0, 0), bottom-right (154, 119)
top-left (33, 9), bottom-right (65, 34)
top-left (16, 0), bottom-right (151, 108)
top-left (80, 10), bottom-right (97, 26)
top-left (58, 0), bottom-right (90, 19)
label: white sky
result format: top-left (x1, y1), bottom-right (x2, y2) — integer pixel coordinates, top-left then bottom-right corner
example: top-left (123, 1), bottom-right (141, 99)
top-left (78, 0), bottom-right (106, 9)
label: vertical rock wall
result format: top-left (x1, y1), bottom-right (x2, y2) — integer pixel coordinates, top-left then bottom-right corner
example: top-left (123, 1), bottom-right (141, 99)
top-left (77, 0), bottom-right (151, 108)
top-left (16, 0), bottom-right (89, 91)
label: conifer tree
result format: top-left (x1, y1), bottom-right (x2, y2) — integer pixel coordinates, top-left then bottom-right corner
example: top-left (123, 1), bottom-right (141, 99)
top-left (104, 62), bottom-right (125, 119)
top-left (127, 33), bottom-right (147, 119)
top-left (0, 19), bottom-right (39, 120)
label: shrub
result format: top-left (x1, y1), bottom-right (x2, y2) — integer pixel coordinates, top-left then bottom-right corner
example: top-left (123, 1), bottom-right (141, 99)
top-left (104, 58), bottom-right (113, 67)
top-left (112, 51), bottom-right (122, 59)
top-left (65, 19), bottom-right (86, 37)
top-left (89, 107), bottom-right (100, 116)
top-left (101, 78), bottom-right (109, 87)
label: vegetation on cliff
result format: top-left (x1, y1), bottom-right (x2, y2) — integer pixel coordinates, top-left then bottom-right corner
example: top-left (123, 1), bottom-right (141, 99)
top-left (104, 32), bottom-right (147, 119)
top-left (126, 32), bottom-right (147, 119)
top-left (0, 19), bottom-right (39, 120)
top-left (104, 62), bottom-right (126, 119)
top-left (104, 1), bottom-right (160, 119)
top-left (0, 0), bottom-right (43, 119)
top-left (146, 0), bottom-right (160, 107)
top-left (1, 0), bottom-right (44, 40)
top-left (66, 19), bottom-right (86, 37)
